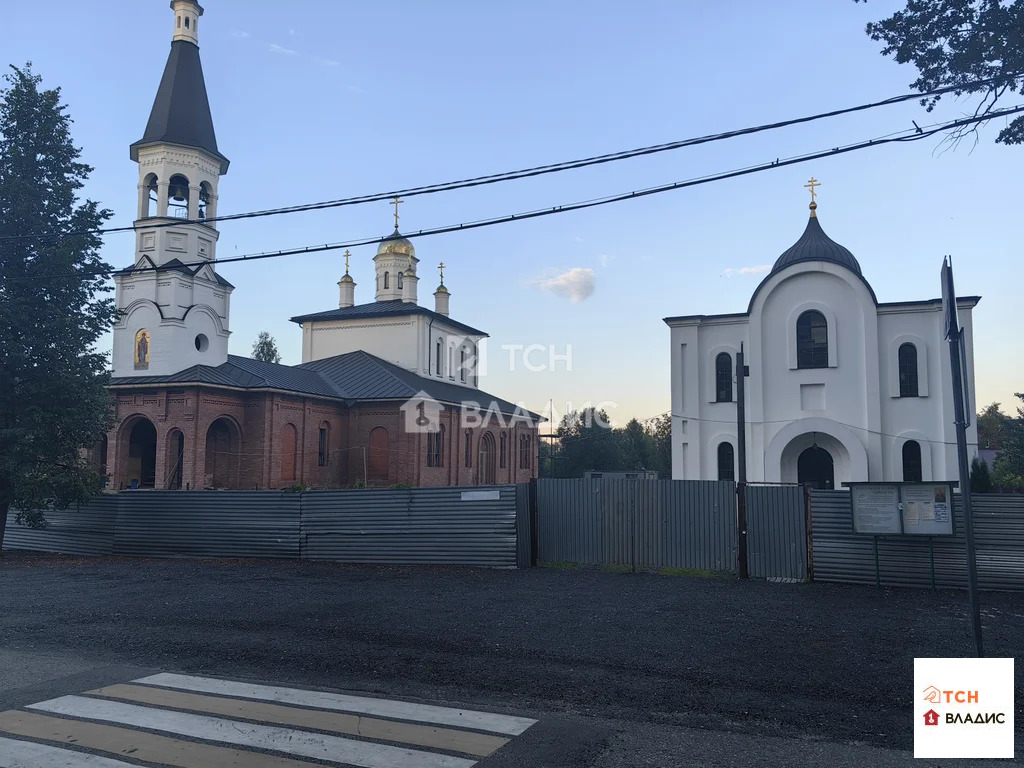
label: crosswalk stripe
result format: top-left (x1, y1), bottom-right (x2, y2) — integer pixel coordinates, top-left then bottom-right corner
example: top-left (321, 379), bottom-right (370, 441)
top-left (27, 696), bottom-right (477, 768)
top-left (87, 683), bottom-right (509, 758)
top-left (0, 711), bottom-right (330, 768)
top-left (0, 735), bottom-right (139, 768)
top-left (134, 673), bottom-right (537, 736)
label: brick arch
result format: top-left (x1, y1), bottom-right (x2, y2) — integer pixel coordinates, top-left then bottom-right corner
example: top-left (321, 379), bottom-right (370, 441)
top-left (117, 414), bottom-right (157, 490)
top-left (204, 416), bottom-right (242, 489)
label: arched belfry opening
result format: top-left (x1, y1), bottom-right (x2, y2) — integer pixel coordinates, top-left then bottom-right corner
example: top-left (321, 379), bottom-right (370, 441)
top-left (142, 173), bottom-right (158, 218)
top-left (199, 181), bottom-right (212, 221)
top-left (167, 174), bottom-right (190, 218)
top-left (797, 445), bottom-right (834, 490)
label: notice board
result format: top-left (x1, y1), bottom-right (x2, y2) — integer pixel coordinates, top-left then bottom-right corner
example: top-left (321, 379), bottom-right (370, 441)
top-left (849, 482), bottom-right (954, 536)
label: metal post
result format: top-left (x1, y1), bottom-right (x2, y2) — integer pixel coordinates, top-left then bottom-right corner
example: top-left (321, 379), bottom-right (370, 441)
top-left (942, 257), bottom-right (983, 657)
top-left (736, 344), bottom-right (750, 579)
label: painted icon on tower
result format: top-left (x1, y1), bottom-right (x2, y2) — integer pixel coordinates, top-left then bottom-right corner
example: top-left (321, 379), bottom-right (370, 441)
top-left (134, 329), bottom-right (151, 369)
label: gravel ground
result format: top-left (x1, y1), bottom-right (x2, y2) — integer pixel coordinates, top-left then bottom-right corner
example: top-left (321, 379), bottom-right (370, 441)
top-left (0, 552), bottom-right (1021, 757)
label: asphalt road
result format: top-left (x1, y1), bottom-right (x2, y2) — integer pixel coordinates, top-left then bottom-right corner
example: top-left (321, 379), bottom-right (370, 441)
top-left (1, 552), bottom-right (1021, 765)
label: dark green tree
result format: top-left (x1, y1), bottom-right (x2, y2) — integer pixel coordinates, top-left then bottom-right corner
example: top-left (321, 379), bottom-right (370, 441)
top-left (0, 65), bottom-right (114, 553)
top-left (251, 331), bottom-right (282, 364)
top-left (970, 456), bottom-right (993, 493)
top-left (976, 402), bottom-right (1008, 449)
top-left (992, 393), bottom-right (1024, 489)
top-left (858, 0), bottom-right (1024, 146)
top-left (647, 413), bottom-right (672, 478)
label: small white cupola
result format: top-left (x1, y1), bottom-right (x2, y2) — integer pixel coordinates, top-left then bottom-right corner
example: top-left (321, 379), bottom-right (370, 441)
top-left (401, 256), bottom-right (419, 304)
top-left (434, 261), bottom-right (450, 316)
top-left (338, 249), bottom-right (356, 308)
top-left (171, 0), bottom-right (203, 46)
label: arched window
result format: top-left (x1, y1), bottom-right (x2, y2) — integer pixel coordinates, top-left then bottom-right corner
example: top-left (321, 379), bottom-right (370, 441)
top-left (499, 432), bottom-right (508, 468)
top-left (383, 271), bottom-right (389, 289)
top-left (436, 339), bottom-right (443, 376)
top-left (460, 348), bottom-right (467, 382)
top-left (449, 344), bottom-right (455, 379)
top-left (317, 421), bottom-right (330, 467)
top-left (717, 442), bottom-right (735, 482)
top-left (464, 430), bottom-right (473, 467)
top-left (898, 343), bottom-right (919, 397)
top-left (177, 15), bottom-right (181, 27)
top-left (185, 16), bottom-right (190, 28)
top-left (426, 426), bottom-right (444, 467)
top-left (397, 271), bottom-right (403, 289)
top-left (902, 440), bottom-right (923, 482)
top-left (796, 310), bottom-right (828, 369)
top-left (478, 433), bottom-right (496, 484)
top-left (715, 352), bottom-right (733, 403)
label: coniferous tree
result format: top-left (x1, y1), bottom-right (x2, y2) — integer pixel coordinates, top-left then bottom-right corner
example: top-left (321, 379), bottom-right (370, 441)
top-left (0, 65), bottom-right (115, 552)
top-left (251, 331), bottom-right (282, 364)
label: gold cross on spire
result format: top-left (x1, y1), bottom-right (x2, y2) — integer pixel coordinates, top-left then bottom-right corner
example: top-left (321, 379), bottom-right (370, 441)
top-left (391, 196), bottom-right (404, 231)
top-left (438, 261), bottom-right (446, 285)
top-left (804, 177), bottom-right (821, 203)
top-left (343, 249), bottom-right (351, 274)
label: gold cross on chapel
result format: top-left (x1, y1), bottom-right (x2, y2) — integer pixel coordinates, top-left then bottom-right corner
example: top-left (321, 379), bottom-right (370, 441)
top-left (804, 177), bottom-right (821, 203)
top-left (343, 249), bottom-right (351, 274)
top-left (391, 196), bottom-right (404, 231)
top-left (438, 261), bottom-right (446, 285)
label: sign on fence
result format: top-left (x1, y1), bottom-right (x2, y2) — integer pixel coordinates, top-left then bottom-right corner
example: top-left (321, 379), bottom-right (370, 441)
top-left (849, 482), bottom-right (955, 537)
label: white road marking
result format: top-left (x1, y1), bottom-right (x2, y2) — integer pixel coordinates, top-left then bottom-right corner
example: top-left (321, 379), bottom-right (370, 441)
top-left (0, 736), bottom-right (138, 768)
top-left (27, 696), bottom-right (476, 768)
top-left (134, 673), bottom-right (537, 736)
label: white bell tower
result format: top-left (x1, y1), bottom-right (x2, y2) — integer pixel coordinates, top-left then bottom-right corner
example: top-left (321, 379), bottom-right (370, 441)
top-left (112, 1), bottom-right (233, 378)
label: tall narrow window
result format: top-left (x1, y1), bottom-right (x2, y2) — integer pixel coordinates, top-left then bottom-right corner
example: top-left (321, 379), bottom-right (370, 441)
top-left (397, 271), bottom-right (403, 289)
top-left (717, 442), bottom-right (735, 481)
top-left (436, 339), bottom-right (443, 376)
top-left (464, 430), bottom-right (473, 467)
top-left (499, 432), bottom-right (507, 468)
top-left (898, 343), bottom-right (919, 398)
top-left (318, 423), bottom-right (330, 467)
top-left (384, 271), bottom-right (389, 289)
top-left (902, 440), bottom-right (923, 482)
top-left (715, 352), bottom-right (733, 403)
top-left (796, 310), bottom-right (828, 369)
top-left (460, 349), bottom-right (467, 382)
top-left (426, 429), bottom-right (444, 468)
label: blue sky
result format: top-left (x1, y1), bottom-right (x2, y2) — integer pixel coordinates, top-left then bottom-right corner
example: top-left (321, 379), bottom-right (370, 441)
top-left (8, 1), bottom-right (1022, 425)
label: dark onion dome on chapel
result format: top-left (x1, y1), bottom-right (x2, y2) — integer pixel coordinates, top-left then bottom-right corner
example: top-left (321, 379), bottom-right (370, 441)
top-left (771, 202), bottom-right (861, 276)
top-left (130, 40), bottom-right (229, 173)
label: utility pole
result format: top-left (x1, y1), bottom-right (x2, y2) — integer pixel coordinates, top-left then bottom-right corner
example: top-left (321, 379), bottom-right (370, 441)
top-left (942, 257), bottom-right (983, 657)
top-left (736, 343), bottom-right (750, 579)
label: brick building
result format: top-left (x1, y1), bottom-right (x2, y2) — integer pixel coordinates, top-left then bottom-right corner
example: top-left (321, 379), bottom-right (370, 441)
top-left (101, 2), bottom-right (540, 490)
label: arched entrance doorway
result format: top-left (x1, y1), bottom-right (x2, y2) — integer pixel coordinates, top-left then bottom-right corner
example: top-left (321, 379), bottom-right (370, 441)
top-left (127, 419), bottom-right (157, 489)
top-left (204, 418), bottom-right (240, 488)
top-left (478, 432), bottom-right (496, 484)
top-left (367, 427), bottom-right (390, 484)
top-left (798, 445), bottom-right (834, 490)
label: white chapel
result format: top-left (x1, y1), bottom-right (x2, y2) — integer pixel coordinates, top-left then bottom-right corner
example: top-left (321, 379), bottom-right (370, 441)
top-left (664, 184), bottom-right (980, 488)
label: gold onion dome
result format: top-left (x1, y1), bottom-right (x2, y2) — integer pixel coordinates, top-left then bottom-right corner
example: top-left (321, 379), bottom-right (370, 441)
top-left (377, 230), bottom-right (416, 259)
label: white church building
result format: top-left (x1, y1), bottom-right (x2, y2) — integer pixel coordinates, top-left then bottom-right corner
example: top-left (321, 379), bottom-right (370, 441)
top-left (664, 189), bottom-right (979, 489)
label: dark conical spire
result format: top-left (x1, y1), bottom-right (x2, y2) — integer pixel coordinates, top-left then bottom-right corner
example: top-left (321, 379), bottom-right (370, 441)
top-left (129, 4), bottom-right (228, 173)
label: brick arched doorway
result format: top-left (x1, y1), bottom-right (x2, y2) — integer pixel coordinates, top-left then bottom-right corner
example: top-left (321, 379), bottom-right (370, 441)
top-left (368, 427), bottom-right (389, 484)
top-left (204, 417), bottom-right (240, 489)
top-left (126, 419), bottom-right (157, 489)
top-left (478, 432), bottom-right (496, 484)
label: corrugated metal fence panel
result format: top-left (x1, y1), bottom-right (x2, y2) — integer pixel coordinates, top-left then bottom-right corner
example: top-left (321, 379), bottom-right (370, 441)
top-left (746, 485), bottom-right (807, 581)
top-left (515, 483), bottom-right (532, 569)
top-left (536, 479), bottom-right (737, 572)
top-left (660, 480), bottom-right (737, 572)
top-left (811, 490), bottom-right (1024, 591)
top-left (300, 485), bottom-right (519, 567)
top-left (3, 496), bottom-right (119, 556)
top-left (113, 491), bottom-right (301, 559)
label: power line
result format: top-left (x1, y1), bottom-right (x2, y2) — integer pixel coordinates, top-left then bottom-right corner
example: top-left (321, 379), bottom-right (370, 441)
top-left (2, 73), bottom-right (1020, 243)
top-left (7, 103), bottom-right (1023, 285)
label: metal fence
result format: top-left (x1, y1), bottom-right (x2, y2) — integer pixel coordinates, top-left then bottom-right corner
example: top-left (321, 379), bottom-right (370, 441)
top-left (536, 479), bottom-right (808, 579)
top-left (810, 490), bottom-right (1024, 591)
top-left (4, 485), bottom-right (527, 568)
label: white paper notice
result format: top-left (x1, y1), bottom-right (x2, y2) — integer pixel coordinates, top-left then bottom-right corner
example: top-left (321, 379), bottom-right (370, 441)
top-left (905, 502), bottom-right (919, 525)
top-left (922, 501), bottom-right (935, 521)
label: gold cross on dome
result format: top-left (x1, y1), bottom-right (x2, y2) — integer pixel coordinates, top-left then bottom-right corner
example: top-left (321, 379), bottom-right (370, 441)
top-left (343, 249), bottom-right (351, 274)
top-left (438, 261), bottom-right (446, 284)
top-left (391, 196), bottom-right (404, 231)
top-left (804, 177), bottom-right (821, 203)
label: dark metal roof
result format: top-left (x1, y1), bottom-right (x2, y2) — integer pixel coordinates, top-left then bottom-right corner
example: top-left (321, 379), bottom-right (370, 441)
top-left (771, 211), bottom-right (861, 275)
top-left (130, 40), bottom-right (229, 173)
top-left (109, 351), bottom-right (541, 420)
top-left (115, 258), bottom-right (235, 289)
top-left (290, 300), bottom-right (488, 337)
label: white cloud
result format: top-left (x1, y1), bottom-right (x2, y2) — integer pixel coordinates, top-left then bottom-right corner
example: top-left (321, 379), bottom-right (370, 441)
top-left (316, 57), bottom-right (341, 68)
top-left (538, 268), bottom-right (596, 303)
top-left (268, 43), bottom-right (298, 55)
top-left (723, 265), bottom-right (771, 278)
top-left (598, 253), bottom-right (616, 268)
top-left (229, 30), bottom-right (251, 38)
